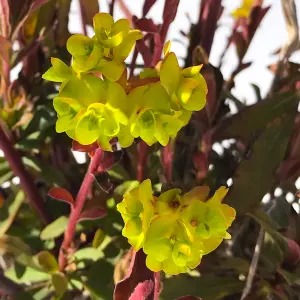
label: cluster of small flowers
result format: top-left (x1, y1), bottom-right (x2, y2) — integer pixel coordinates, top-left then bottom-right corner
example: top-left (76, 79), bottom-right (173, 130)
top-left (117, 180), bottom-right (236, 275)
top-left (42, 13), bottom-right (208, 151)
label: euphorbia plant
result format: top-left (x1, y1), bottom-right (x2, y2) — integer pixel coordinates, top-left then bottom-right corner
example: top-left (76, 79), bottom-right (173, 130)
top-left (43, 11), bottom-right (235, 276)
top-left (1, 0), bottom-right (300, 299)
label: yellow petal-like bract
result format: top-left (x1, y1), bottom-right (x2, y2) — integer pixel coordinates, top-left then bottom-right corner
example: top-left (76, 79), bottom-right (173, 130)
top-left (117, 180), bottom-right (236, 275)
top-left (42, 13), bottom-right (207, 151)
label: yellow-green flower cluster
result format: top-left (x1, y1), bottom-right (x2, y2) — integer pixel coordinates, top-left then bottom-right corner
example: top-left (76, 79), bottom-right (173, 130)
top-left (117, 180), bottom-right (236, 275)
top-left (42, 13), bottom-right (207, 151)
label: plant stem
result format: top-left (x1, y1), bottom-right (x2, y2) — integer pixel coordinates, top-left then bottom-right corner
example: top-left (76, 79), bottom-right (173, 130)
top-left (58, 148), bottom-right (103, 271)
top-left (0, 125), bottom-right (50, 224)
top-left (109, 0), bottom-right (116, 16)
top-left (137, 141), bottom-right (148, 182)
top-left (79, 0), bottom-right (88, 36)
top-left (161, 139), bottom-right (175, 182)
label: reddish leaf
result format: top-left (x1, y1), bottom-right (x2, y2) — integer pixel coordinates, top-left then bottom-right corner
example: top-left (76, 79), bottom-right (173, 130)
top-left (248, 5), bottom-right (271, 41)
top-left (79, 0), bottom-right (99, 26)
top-left (128, 280), bottom-right (154, 300)
top-left (0, 0), bottom-right (10, 37)
top-left (11, 0), bottom-right (50, 40)
top-left (142, 0), bottom-right (157, 17)
top-left (48, 187), bottom-right (74, 206)
top-left (278, 159), bottom-right (300, 182)
top-left (114, 251), bottom-right (159, 300)
top-left (233, 31), bottom-right (246, 59)
top-left (78, 206), bottom-right (106, 222)
top-left (97, 151), bottom-right (123, 173)
top-left (197, 0), bottom-right (223, 56)
top-left (0, 35), bottom-right (11, 63)
top-left (72, 140), bottom-right (99, 153)
top-left (158, 0), bottom-right (179, 46)
top-left (136, 37), bottom-right (152, 67)
top-left (135, 18), bottom-right (158, 33)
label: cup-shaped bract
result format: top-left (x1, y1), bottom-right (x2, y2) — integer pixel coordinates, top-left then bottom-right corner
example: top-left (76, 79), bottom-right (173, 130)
top-left (42, 58), bottom-right (73, 83)
top-left (127, 82), bottom-right (186, 146)
top-left (117, 179), bottom-right (155, 251)
top-left (160, 51), bottom-right (208, 112)
top-left (92, 13), bottom-right (143, 81)
top-left (143, 215), bottom-right (203, 275)
top-left (50, 73), bottom-right (131, 150)
top-left (67, 34), bottom-right (103, 73)
top-left (181, 186), bottom-right (236, 254)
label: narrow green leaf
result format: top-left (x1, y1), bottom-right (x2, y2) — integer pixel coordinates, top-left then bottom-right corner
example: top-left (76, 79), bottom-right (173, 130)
top-left (40, 216), bottom-right (68, 240)
top-left (36, 251), bottom-right (59, 274)
top-left (0, 190), bottom-right (24, 236)
top-left (52, 272), bottom-right (68, 296)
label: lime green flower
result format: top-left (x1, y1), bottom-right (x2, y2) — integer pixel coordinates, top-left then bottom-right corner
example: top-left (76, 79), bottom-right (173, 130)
top-left (66, 34), bottom-right (103, 73)
top-left (126, 83), bottom-right (185, 146)
top-left (232, 0), bottom-right (254, 19)
top-left (181, 186), bottom-right (236, 254)
top-left (160, 51), bottom-right (207, 111)
top-left (42, 58), bottom-right (74, 82)
top-left (118, 181), bottom-right (235, 274)
top-left (93, 13), bottom-right (130, 48)
top-left (117, 179), bottom-right (155, 250)
top-left (143, 215), bottom-right (203, 275)
top-left (51, 75), bottom-right (131, 150)
top-left (155, 188), bottom-right (182, 216)
top-left (92, 13), bottom-right (143, 81)
top-left (140, 42), bottom-right (207, 112)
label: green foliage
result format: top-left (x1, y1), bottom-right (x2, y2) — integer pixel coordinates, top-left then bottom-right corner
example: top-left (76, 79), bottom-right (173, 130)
top-left (40, 216), bottom-right (69, 240)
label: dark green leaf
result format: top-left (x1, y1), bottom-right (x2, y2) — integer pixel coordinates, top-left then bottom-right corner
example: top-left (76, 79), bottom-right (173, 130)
top-left (214, 91), bottom-right (298, 141)
top-left (267, 196), bottom-right (291, 229)
top-left (226, 114), bottom-right (296, 214)
top-left (161, 274), bottom-right (244, 300)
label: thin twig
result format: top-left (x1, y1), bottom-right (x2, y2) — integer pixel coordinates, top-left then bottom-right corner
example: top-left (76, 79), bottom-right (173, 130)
top-left (79, 0), bottom-right (88, 36)
top-left (240, 227), bottom-right (265, 300)
top-left (58, 148), bottom-right (103, 271)
top-left (161, 138), bottom-right (175, 182)
top-left (0, 125), bottom-right (50, 224)
top-left (137, 142), bottom-right (148, 182)
top-left (110, 0), bottom-right (116, 16)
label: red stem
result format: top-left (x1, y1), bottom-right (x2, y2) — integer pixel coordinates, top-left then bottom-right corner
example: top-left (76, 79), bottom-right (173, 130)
top-left (79, 0), bottom-right (88, 36)
top-left (109, 0), bottom-right (116, 16)
top-left (0, 125), bottom-right (50, 224)
top-left (161, 139), bottom-right (175, 182)
top-left (58, 148), bottom-right (103, 271)
top-left (137, 142), bottom-right (148, 182)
